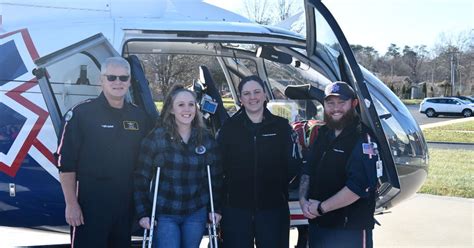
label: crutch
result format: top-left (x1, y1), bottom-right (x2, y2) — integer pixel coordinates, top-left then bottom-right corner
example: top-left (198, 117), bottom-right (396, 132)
top-left (206, 165), bottom-right (219, 248)
top-left (142, 167), bottom-right (161, 248)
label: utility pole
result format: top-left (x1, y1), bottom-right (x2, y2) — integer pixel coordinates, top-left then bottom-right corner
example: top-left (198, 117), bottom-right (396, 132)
top-left (450, 53), bottom-right (456, 96)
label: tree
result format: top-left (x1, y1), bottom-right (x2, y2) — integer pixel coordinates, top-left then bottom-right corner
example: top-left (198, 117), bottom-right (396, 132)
top-left (243, 0), bottom-right (271, 24)
top-left (385, 43), bottom-right (401, 79)
top-left (350, 45), bottom-right (379, 71)
top-left (275, 0), bottom-right (300, 22)
top-left (402, 45), bottom-right (428, 85)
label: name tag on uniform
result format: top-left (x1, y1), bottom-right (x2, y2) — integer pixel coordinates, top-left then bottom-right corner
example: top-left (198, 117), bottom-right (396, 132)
top-left (261, 133), bottom-right (277, 137)
top-left (123, 121), bottom-right (139, 131)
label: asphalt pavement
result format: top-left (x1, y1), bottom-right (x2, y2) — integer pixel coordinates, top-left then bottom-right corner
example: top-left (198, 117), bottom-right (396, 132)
top-left (372, 194), bottom-right (473, 248)
top-left (405, 105), bottom-right (461, 126)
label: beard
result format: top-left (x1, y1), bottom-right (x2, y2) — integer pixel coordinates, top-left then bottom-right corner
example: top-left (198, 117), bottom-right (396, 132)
top-left (324, 108), bottom-right (356, 130)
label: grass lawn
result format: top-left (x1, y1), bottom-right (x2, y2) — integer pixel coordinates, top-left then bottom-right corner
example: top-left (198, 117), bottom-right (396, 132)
top-left (402, 99), bottom-right (423, 105)
top-left (418, 148), bottom-right (473, 198)
top-left (422, 120), bottom-right (474, 143)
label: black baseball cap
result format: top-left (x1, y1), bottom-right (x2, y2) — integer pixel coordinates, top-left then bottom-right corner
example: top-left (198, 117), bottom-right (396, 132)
top-left (324, 81), bottom-right (356, 100)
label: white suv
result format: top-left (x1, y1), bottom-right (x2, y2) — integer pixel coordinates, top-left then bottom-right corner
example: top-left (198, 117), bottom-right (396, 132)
top-left (419, 97), bottom-right (474, 118)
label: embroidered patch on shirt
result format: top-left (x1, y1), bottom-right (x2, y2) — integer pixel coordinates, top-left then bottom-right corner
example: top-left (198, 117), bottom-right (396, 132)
top-left (362, 142), bottom-right (376, 156)
top-left (123, 121), bottom-right (139, 130)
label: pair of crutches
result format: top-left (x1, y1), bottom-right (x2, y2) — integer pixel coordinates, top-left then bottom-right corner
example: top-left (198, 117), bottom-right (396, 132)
top-left (141, 165), bottom-right (219, 248)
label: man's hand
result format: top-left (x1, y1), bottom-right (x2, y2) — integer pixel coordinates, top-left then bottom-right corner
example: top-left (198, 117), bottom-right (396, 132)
top-left (65, 202), bottom-right (84, 227)
top-left (209, 213), bottom-right (222, 225)
top-left (308, 199), bottom-right (322, 218)
top-left (300, 198), bottom-right (317, 219)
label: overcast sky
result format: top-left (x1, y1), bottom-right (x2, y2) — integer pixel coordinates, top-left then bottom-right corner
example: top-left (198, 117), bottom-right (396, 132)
top-left (205, 0), bottom-right (473, 54)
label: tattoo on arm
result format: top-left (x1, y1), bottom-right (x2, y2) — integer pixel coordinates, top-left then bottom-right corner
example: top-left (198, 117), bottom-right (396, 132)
top-left (299, 175), bottom-right (310, 200)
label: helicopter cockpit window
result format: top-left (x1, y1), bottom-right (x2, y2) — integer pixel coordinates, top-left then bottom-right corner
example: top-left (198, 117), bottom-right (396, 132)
top-left (362, 67), bottom-right (428, 170)
top-left (221, 43), bottom-right (258, 53)
top-left (264, 58), bottom-right (329, 121)
top-left (44, 53), bottom-right (102, 114)
top-left (134, 54), bottom-right (230, 111)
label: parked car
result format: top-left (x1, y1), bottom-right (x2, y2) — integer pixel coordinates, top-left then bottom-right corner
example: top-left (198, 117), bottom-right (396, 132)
top-left (454, 96), bottom-right (474, 103)
top-left (419, 97), bottom-right (474, 117)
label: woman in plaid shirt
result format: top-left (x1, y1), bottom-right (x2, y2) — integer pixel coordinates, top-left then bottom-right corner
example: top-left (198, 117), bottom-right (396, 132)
top-left (134, 84), bottom-right (222, 248)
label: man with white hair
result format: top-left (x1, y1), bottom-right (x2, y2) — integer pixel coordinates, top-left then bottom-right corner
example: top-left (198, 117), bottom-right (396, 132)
top-left (57, 57), bottom-right (151, 247)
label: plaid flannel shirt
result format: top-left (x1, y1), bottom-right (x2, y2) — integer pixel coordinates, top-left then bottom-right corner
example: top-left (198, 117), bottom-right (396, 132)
top-left (134, 127), bottom-right (222, 218)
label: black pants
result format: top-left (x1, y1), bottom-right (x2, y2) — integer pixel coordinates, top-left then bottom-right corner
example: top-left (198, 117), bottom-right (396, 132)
top-left (71, 179), bottom-right (132, 248)
top-left (221, 206), bottom-right (289, 248)
top-left (308, 224), bottom-right (373, 248)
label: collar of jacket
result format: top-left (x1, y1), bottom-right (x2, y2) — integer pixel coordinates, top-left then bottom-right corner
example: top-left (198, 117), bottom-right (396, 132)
top-left (234, 107), bottom-right (279, 129)
top-left (97, 92), bottom-right (130, 112)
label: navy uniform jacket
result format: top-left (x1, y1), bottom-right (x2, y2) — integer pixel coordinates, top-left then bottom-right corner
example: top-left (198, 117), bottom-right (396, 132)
top-left (303, 118), bottom-right (377, 229)
top-left (57, 93), bottom-right (151, 214)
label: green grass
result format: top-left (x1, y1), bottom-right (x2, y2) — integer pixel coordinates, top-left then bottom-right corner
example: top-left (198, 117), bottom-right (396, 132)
top-left (155, 102), bottom-right (163, 112)
top-left (422, 120), bottom-right (474, 143)
top-left (402, 99), bottom-right (423, 105)
top-left (418, 148), bottom-right (474, 198)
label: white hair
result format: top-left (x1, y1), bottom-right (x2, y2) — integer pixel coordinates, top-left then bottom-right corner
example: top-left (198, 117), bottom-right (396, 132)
top-left (100, 57), bottom-right (131, 75)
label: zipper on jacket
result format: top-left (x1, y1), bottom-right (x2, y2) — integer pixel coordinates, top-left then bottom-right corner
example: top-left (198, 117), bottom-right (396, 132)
top-left (253, 135), bottom-right (258, 210)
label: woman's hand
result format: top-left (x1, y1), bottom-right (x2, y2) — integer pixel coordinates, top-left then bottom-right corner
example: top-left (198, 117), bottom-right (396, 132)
top-left (139, 217), bottom-right (152, 229)
top-left (209, 213), bottom-right (222, 225)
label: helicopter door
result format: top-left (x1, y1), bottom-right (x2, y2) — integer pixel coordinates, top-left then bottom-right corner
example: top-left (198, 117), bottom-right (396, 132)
top-left (304, 0), bottom-right (400, 205)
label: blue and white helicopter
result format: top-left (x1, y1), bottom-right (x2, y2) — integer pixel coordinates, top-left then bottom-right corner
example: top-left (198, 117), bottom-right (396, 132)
top-left (0, 0), bottom-right (428, 245)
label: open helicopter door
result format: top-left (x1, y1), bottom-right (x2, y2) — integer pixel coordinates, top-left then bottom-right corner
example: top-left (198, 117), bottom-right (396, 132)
top-left (34, 33), bottom-right (157, 137)
top-left (304, 0), bottom-right (400, 208)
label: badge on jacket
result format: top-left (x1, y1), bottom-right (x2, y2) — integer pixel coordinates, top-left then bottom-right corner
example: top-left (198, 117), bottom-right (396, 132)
top-left (123, 121), bottom-right (139, 130)
top-left (362, 133), bottom-right (377, 159)
top-left (65, 110), bottom-right (73, 122)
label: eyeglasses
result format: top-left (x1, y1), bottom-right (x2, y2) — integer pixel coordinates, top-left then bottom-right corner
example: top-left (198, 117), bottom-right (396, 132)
top-left (104, 75), bottom-right (130, 82)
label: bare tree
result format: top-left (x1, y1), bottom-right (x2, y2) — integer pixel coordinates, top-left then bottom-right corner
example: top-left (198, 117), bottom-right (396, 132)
top-left (243, 0), bottom-right (271, 24)
top-left (275, 0), bottom-right (300, 22)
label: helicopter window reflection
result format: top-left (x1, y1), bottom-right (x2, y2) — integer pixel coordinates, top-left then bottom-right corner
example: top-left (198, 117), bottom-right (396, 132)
top-left (364, 74), bottom-right (428, 168)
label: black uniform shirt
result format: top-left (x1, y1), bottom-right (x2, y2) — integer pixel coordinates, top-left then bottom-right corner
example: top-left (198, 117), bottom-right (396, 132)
top-left (57, 93), bottom-right (151, 194)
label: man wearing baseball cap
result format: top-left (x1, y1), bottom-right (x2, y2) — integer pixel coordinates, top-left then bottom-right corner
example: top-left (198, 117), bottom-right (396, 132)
top-left (299, 81), bottom-right (378, 247)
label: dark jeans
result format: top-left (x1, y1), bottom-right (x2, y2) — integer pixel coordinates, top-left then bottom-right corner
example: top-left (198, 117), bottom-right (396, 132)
top-left (221, 206), bottom-right (289, 248)
top-left (308, 224), bottom-right (373, 248)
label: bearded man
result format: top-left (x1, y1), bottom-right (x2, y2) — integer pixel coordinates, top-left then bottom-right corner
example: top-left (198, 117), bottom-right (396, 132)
top-left (298, 81), bottom-right (378, 248)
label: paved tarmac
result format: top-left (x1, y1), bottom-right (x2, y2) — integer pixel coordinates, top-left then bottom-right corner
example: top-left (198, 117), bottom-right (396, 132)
top-left (428, 141), bottom-right (474, 150)
top-left (405, 105), bottom-right (461, 126)
top-left (373, 194), bottom-right (473, 248)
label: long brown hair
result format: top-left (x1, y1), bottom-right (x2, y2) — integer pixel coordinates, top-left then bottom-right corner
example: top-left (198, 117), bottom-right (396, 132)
top-left (159, 84), bottom-right (206, 143)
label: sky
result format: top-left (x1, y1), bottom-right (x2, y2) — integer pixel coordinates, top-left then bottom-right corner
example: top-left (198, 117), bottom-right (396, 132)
top-left (204, 0), bottom-right (473, 54)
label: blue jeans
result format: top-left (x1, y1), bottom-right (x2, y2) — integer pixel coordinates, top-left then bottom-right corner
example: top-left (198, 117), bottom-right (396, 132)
top-left (308, 224), bottom-right (373, 248)
top-left (152, 207), bottom-right (207, 248)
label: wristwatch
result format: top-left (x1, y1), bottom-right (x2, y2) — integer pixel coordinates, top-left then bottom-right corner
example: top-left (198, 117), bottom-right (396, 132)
top-left (317, 202), bottom-right (325, 216)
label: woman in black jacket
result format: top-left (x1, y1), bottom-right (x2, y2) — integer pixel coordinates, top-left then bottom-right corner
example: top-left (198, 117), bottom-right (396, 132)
top-left (218, 75), bottom-right (299, 248)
